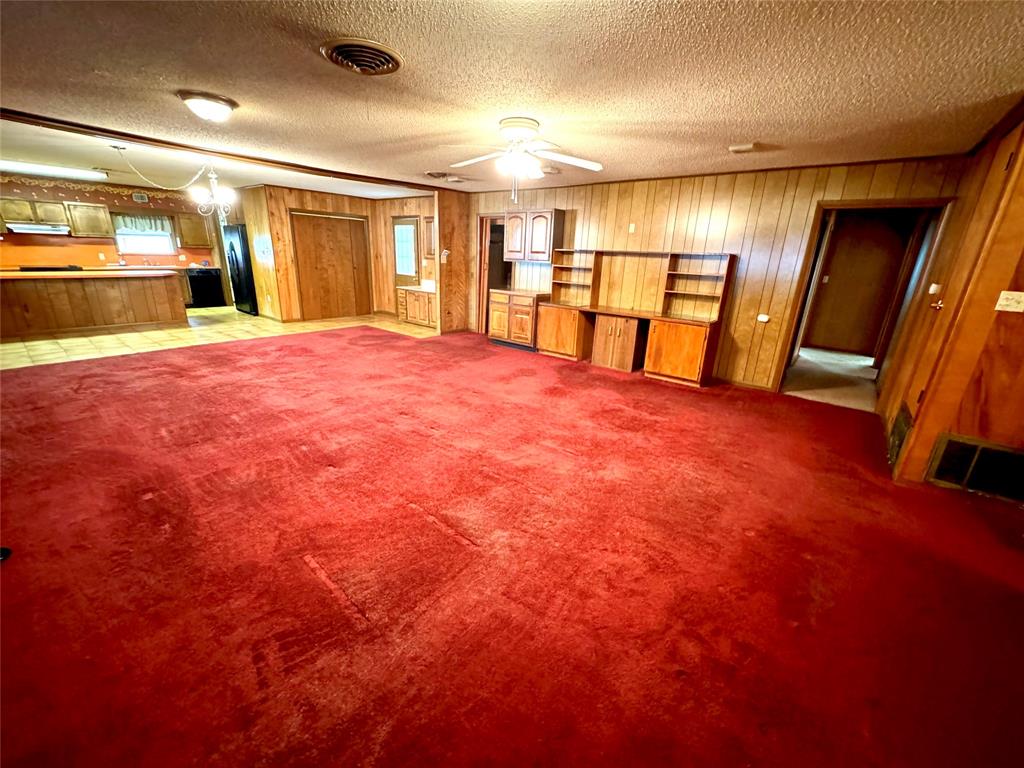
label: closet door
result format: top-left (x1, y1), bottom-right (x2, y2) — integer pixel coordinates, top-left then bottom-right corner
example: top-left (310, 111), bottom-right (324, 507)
top-left (291, 214), bottom-right (372, 320)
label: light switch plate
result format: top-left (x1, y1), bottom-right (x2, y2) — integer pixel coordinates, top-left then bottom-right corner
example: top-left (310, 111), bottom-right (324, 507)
top-left (928, 282), bottom-right (942, 295)
top-left (994, 290), bottom-right (1024, 312)
top-left (757, 313), bottom-right (770, 323)
top-left (440, 249), bottom-right (449, 264)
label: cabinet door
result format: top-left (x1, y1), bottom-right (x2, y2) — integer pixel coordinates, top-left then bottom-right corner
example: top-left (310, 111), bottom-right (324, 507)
top-left (425, 293), bottom-right (436, 325)
top-left (609, 317), bottom-right (643, 371)
top-left (65, 202), bottom-right (114, 237)
top-left (412, 293), bottom-right (427, 324)
top-left (509, 306), bottom-right (534, 344)
top-left (525, 210), bottom-right (553, 261)
top-left (33, 201), bottom-right (70, 226)
top-left (489, 304), bottom-right (510, 339)
top-left (537, 305), bottom-right (579, 357)
top-left (591, 315), bottom-right (619, 368)
top-left (178, 214), bottom-right (212, 247)
top-left (504, 212), bottom-right (527, 260)
top-left (644, 320), bottom-right (707, 382)
top-left (0, 199), bottom-right (36, 224)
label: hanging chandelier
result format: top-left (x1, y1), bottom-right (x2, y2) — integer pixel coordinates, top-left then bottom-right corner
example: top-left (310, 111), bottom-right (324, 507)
top-left (187, 170), bottom-right (236, 218)
top-left (113, 145), bottom-right (235, 218)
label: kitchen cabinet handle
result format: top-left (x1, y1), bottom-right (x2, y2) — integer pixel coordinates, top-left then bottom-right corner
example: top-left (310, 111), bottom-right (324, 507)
top-left (607, 325), bottom-right (613, 336)
top-left (617, 326), bottom-right (622, 338)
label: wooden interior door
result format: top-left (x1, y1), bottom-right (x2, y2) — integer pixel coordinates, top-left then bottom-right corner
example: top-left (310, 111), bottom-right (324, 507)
top-left (803, 211), bottom-right (912, 355)
top-left (291, 214), bottom-right (371, 320)
top-left (505, 212), bottom-right (526, 260)
top-left (526, 210), bottom-right (552, 261)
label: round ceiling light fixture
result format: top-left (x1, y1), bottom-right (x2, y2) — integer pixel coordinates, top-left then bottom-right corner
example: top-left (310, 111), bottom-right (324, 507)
top-left (498, 117), bottom-right (540, 143)
top-left (177, 91), bottom-right (239, 122)
top-left (320, 37), bottom-right (403, 75)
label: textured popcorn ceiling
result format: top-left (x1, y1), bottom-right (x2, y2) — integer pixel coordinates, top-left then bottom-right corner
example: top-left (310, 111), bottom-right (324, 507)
top-left (1, 0), bottom-right (1023, 194)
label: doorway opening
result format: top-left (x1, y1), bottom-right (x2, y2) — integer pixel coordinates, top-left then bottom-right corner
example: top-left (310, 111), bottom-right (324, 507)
top-left (783, 205), bottom-right (941, 412)
top-left (290, 212), bottom-right (372, 320)
top-left (476, 216), bottom-right (510, 332)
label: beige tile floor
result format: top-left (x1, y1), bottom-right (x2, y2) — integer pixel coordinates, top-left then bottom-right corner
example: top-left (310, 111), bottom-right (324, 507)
top-left (781, 347), bottom-right (879, 413)
top-left (0, 307), bottom-right (436, 370)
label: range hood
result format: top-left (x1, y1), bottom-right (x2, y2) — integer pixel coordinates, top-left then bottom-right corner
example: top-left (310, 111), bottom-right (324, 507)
top-left (5, 222), bottom-right (72, 235)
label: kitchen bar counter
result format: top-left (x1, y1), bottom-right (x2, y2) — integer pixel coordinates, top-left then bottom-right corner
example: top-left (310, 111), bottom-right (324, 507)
top-left (1, 270), bottom-right (187, 338)
top-left (0, 269), bottom-right (179, 280)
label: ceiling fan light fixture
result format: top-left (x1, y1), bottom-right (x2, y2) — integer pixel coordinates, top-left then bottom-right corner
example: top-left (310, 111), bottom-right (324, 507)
top-left (498, 117), bottom-right (540, 143)
top-left (496, 150), bottom-right (543, 179)
top-left (178, 91), bottom-right (239, 122)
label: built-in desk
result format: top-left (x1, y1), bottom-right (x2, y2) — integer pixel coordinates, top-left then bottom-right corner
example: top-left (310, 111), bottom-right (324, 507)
top-left (0, 270), bottom-right (187, 338)
top-left (536, 302), bottom-right (720, 385)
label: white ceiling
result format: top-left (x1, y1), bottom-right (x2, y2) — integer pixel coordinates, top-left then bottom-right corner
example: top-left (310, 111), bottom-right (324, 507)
top-left (1, 1), bottom-right (1023, 194)
top-left (0, 121), bottom-right (429, 199)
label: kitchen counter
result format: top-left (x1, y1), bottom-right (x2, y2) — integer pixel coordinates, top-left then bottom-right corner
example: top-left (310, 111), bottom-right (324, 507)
top-left (1, 270), bottom-right (187, 338)
top-left (0, 269), bottom-right (179, 280)
top-left (399, 283), bottom-right (436, 293)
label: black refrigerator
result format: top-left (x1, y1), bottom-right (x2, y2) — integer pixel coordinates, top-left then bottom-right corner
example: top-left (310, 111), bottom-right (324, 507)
top-left (222, 224), bottom-right (258, 316)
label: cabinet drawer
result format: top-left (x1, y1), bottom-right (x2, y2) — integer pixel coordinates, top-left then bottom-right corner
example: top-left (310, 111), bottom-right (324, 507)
top-left (490, 292), bottom-right (510, 305)
top-left (511, 294), bottom-right (535, 306)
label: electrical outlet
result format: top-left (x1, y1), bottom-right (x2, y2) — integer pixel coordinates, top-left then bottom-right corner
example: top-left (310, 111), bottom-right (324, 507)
top-left (757, 314), bottom-right (770, 323)
top-left (178, 254), bottom-right (187, 262)
top-left (97, 252), bottom-right (106, 261)
top-left (628, 223), bottom-right (636, 234)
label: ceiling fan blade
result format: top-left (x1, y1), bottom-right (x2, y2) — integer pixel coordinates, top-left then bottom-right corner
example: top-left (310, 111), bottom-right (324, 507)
top-left (532, 149), bottom-right (603, 172)
top-left (450, 151), bottom-right (505, 169)
top-left (524, 140), bottom-right (557, 152)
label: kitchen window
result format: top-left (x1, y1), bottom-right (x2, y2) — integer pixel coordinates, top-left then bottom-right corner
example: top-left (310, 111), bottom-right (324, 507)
top-left (112, 213), bottom-right (177, 256)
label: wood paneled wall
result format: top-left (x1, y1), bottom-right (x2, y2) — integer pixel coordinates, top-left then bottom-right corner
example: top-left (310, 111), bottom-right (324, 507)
top-left (369, 196), bottom-right (435, 314)
top-left (436, 190), bottom-right (472, 332)
top-left (241, 185), bottom-right (433, 320)
top-left (468, 157), bottom-right (965, 388)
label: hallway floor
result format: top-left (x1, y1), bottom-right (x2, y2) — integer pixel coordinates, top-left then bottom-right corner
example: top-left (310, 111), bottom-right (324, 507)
top-left (0, 307), bottom-right (435, 370)
top-left (782, 347), bottom-right (879, 412)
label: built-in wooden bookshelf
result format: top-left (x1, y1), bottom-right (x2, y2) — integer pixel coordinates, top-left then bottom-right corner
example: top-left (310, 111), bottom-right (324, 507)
top-left (661, 253), bottom-right (733, 322)
top-left (548, 249), bottom-right (733, 323)
top-left (550, 249), bottom-right (602, 307)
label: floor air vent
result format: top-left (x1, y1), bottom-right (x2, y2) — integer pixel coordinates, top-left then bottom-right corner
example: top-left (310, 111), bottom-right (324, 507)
top-left (930, 435), bottom-right (1024, 502)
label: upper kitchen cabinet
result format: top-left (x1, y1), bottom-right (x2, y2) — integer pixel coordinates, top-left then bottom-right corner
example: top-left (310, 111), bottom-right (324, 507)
top-left (177, 213), bottom-right (212, 248)
top-left (0, 198), bottom-right (37, 225)
top-left (0, 198), bottom-right (71, 227)
top-left (504, 211), bottom-right (527, 260)
top-left (33, 201), bottom-right (71, 226)
top-left (64, 202), bottom-right (114, 237)
top-left (504, 209), bottom-right (564, 262)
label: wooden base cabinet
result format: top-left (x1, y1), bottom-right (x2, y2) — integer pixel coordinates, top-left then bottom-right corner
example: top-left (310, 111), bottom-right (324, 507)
top-left (644, 319), bottom-right (717, 385)
top-left (488, 289), bottom-right (548, 347)
top-left (397, 287), bottom-right (436, 327)
top-left (537, 304), bottom-right (591, 360)
top-left (591, 314), bottom-right (647, 372)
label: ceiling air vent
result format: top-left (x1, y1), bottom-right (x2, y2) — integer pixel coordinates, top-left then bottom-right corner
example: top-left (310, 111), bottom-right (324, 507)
top-left (320, 38), bottom-right (403, 76)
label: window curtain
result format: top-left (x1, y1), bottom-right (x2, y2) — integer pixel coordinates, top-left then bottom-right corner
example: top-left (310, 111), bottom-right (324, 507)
top-left (111, 213), bottom-right (174, 234)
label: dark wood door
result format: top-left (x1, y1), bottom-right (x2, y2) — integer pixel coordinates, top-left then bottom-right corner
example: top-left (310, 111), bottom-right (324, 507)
top-left (609, 317), bottom-right (644, 371)
top-left (804, 211), bottom-right (911, 355)
top-left (291, 214), bottom-right (371, 320)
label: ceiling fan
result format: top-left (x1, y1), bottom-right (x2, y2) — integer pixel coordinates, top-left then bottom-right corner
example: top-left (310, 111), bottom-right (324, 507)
top-left (450, 117), bottom-right (602, 201)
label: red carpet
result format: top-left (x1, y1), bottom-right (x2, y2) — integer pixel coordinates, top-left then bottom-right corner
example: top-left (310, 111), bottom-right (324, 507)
top-left (2, 327), bottom-right (1022, 767)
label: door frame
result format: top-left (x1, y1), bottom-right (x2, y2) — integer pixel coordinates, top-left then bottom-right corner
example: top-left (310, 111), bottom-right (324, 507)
top-left (288, 210), bottom-right (373, 321)
top-left (391, 215), bottom-right (421, 287)
top-left (476, 214), bottom-right (505, 333)
top-left (772, 196), bottom-right (954, 393)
